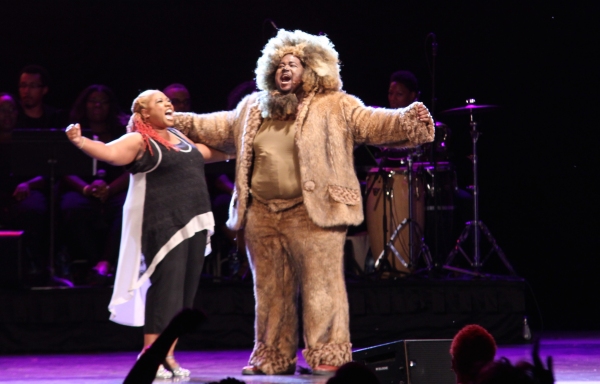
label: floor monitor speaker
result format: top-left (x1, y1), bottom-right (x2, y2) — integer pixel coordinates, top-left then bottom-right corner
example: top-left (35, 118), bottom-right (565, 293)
top-left (353, 339), bottom-right (454, 384)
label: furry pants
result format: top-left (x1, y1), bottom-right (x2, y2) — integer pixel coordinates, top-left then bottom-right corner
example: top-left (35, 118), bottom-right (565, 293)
top-left (244, 199), bottom-right (352, 374)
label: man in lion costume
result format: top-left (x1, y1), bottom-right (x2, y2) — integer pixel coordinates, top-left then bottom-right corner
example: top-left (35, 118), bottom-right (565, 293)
top-left (173, 29), bottom-right (434, 375)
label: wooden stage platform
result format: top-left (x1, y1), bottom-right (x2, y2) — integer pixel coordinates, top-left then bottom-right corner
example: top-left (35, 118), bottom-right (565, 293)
top-left (0, 276), bottom-right (528, 354)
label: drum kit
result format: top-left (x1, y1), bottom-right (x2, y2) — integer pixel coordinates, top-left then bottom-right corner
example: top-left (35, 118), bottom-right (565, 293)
top-left (364, 99), bottom-right (516, 277)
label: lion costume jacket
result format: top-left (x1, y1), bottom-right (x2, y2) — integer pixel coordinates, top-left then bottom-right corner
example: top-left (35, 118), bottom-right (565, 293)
top-left (173, 90), bottom-right (434, 229)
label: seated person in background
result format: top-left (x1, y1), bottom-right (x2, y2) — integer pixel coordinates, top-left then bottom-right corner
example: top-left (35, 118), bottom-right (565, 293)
top-left (0, 92), bottom-right (49, 281)
top-left (16, 65), bottom-right (66, 128)
top-left (351, 70), bottom-right (424, 241)
top-left (163, 83), bottom-right (192, 113)
top-left (389, 70), bottom-right (463, 261)
top-left (59, 85), bottom-right (130, 284)
top-left (387, 69), bottom-right (453, 160)
top-left (388, 70), bottom-right (420, 109)
top-left (450, 324), bottom-right (497, 384)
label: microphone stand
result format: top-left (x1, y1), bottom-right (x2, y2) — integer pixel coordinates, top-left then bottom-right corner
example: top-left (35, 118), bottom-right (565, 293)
top-left (428, 32), bottom-right (444, 269)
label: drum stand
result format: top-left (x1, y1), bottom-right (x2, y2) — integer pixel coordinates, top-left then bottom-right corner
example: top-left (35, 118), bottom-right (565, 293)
top-left (374, 150), bottom-right (433, 273)
top-left (443, 109), bottom-right (516, 276)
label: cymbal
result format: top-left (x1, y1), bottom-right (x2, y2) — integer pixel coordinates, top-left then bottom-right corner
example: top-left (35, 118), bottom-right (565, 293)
top-left (440, 103), bottom-right (499, 115)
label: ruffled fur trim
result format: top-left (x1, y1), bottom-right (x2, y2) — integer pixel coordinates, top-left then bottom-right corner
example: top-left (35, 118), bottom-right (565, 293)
top-left (302, 342), bottom-right (352, 369)
top-left (258, 91), bottom-right (299, 120)
top-left (403, 104), bottom-right (435, 145)
top-left (249, 342), bottom-right (297, 375)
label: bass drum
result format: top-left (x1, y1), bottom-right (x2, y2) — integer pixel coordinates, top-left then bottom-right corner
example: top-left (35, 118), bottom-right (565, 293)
top-left (365, 168), bottom-right (425, 274)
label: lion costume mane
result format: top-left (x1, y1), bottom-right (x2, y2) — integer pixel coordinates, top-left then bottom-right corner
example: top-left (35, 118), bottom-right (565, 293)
top-left (255, 30), bottom-right (342, 120)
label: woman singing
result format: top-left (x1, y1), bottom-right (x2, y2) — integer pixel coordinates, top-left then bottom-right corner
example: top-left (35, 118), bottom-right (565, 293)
top-left (66, 89), bottom-right (232, 379)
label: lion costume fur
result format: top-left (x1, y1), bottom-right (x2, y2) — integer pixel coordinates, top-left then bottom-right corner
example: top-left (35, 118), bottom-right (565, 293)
top-left (173, 29), bottom-right (434, 374)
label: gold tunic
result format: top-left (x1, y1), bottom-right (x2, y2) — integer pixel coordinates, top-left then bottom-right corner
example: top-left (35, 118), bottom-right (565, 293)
top-left (250, 119), bottom-right (302, 200)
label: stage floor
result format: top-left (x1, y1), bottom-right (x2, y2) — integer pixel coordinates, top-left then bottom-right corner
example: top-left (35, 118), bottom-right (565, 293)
top-left (0, 332), bottom-right (598, 383)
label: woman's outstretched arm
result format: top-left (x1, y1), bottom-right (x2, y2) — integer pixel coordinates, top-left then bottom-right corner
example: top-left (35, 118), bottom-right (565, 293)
top-left (66, 123), bottom-right (144, 166)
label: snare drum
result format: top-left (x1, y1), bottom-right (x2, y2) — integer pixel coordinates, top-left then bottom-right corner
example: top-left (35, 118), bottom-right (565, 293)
top-left (365, 167), bottom-right (425, 274)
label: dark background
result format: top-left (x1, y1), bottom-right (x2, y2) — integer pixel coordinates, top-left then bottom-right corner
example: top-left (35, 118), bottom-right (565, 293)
top-left (1, 1), bottom-right (598, 330)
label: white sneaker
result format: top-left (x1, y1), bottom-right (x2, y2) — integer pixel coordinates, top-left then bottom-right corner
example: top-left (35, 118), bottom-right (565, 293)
top-left (156, 364), bottom-right (174, 379)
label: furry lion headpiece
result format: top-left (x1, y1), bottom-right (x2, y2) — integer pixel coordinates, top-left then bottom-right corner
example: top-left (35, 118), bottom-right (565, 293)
top-left (255, 29), bottom-right (342, 94)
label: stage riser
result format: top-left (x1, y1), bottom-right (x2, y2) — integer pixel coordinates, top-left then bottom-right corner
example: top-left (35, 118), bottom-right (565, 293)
top-left (0, 280), bottom-right (526, 353)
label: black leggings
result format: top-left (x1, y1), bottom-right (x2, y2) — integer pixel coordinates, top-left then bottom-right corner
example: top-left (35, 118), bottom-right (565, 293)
top-left (144, 230), bottom-right (207, 334)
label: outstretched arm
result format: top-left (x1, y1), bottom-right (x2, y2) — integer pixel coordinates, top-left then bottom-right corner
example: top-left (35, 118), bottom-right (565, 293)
top-left (173, 111), bottom-right (236, 152)
top-left (172, 92), bottom-right (260, 152)
top-left (66, 123), bottom-right (144, 166)
top-left (344, 94), bottom-right (435, 147)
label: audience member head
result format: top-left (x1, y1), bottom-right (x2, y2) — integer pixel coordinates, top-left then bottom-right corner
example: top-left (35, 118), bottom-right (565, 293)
top-left (388, 70), bottom-right (419, 108)
top-left (0, 93), bottom-right (18, 141)
top-left (475, 358), bottom-right (534, 384)
top-left (69, 84), bottom-right (126, 137)
top-left (450, 324), bottom-right (497, 384)
top-left (208, 379), bottom-right (247, 384)
top-left (163, 83), bottom-right (191, 112)
top-left (227, 80), bottom-right (258, 110)
top-left (18, 65), bottom-right (50, 110)
top-left (326, 362), bottom-right (380, 384)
